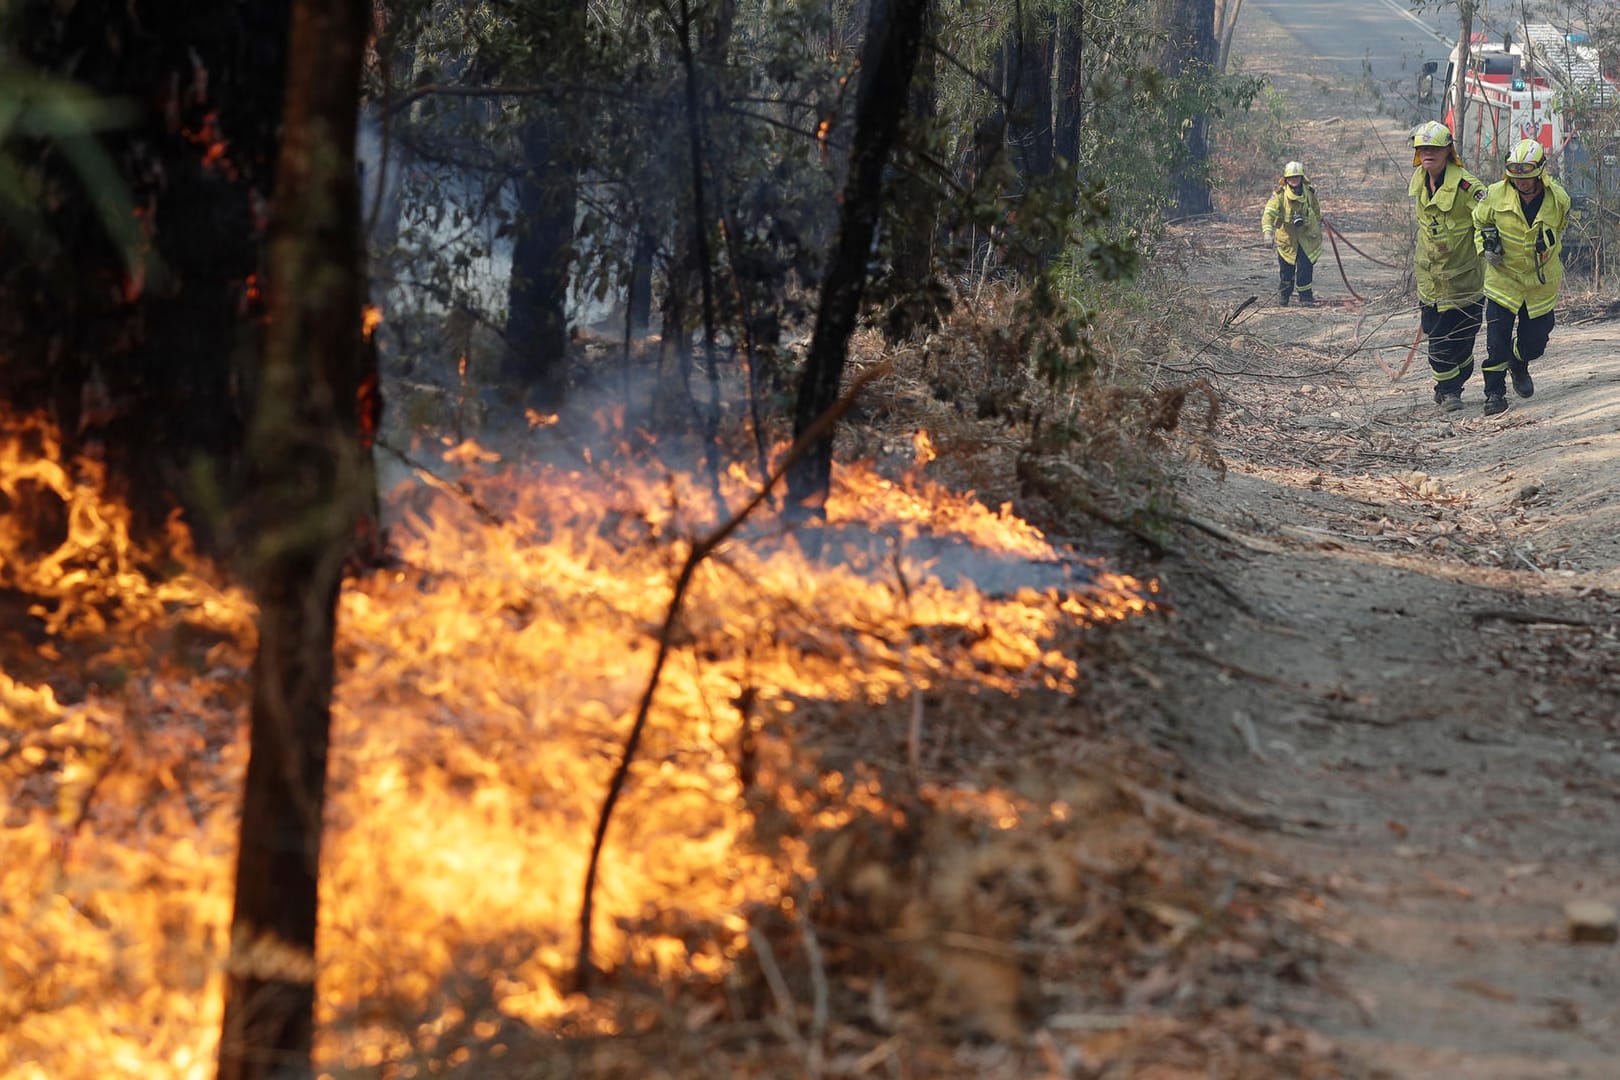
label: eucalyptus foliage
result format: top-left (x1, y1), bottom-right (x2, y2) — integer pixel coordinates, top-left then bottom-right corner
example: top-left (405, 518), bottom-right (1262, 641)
top-left (368, 0), bottom-right (1267, 402)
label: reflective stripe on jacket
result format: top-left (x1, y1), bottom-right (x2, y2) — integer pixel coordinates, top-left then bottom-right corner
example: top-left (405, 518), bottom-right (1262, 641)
top-left (1410, 163), bottom-right (1486, 310)
top-left (1262, 181), bottom-right (1323, 265)
top-left (1472, 176), bottom-right (1571, 318)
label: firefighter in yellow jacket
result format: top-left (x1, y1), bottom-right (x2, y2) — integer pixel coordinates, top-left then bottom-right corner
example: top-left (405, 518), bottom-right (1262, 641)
top-left (1471, 139), bottom-right (1571, 416)
top-left (1262, 161), bottom-right (1323, 306)
top-left (1409, 121), bottom-right (1487, 413)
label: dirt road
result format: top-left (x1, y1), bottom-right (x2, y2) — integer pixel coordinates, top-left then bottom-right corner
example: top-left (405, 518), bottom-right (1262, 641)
top-left (1144, 9), bottom-right (1620, 1078)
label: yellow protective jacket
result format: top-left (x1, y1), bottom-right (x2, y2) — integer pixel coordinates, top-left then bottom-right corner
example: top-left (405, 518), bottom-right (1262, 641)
top-left (1409, 163), bottom-right (1487, 310)
top-left (1472, 175), bottom-right (1571, 318)
top-left (1262, 180), bottom-right (1323, 265)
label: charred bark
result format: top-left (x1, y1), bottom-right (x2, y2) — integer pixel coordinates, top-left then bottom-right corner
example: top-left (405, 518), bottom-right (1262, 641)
top-left (503, 110), bottom-right (577, 406)
top-left (500, 0), bottom-right (589, 408)
top-left (883, 17), bottom-right (942, 343)
top-left (4, 0), bottom-right (291, 553)
top-left (787, 0), bottom-right (932, 514)
top-left (626, 226), bottom-right (658, 340)
top-left (217, 2), bottom-right (373, 1077)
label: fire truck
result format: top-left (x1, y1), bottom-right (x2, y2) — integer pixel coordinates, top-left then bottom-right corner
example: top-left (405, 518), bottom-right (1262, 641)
top-left (1417, 24), bottom-right (1619, 202)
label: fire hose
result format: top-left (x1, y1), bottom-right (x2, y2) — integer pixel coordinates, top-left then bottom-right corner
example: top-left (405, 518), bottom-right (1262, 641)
top-left (1316, 221), bottom-right (1416, 379)
top-left (1265, 221), bottom-right (1420, 379)
top-left (1322, 220), bottom-right (1398, 304)
top-left (1374, 321), bottom-right (1422, 382)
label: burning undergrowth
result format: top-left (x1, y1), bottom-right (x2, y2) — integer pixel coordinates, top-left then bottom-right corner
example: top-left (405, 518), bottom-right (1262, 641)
top-left (2, 405), bottom-right (1283, 1078)
top-left (0, 269), bottom-right (1366, 1077)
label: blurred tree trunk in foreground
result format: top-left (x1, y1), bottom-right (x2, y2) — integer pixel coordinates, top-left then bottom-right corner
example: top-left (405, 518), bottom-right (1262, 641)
top-left (789, 0), bottom-right (933, 514)
top-left (217, 0), bottom-right (374, 1076)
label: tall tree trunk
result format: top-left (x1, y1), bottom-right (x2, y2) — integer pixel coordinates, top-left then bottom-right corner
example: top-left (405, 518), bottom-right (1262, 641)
top-left (1175, 117), bottom-right (1214, 216)
top-left (627, 225), bottom-right (658, 340)
top-left (503, 110), bottom-right (577, 407)
top-left (5, 0), bottom-right (291, 554)
top-left (502, 0), bottom-right (589, 408)
top-left (676, 0), bottom-right (723, 443)
top-left (787, 0), bottom-right (932, 513)
top-left (959, 40), bottom-right (1009, 275)
top-left (1214, 0), bottom-right (1242, 73)
top-left (1055, 9), bottom-right (1085, 169)
top-left (217, 2), bottom-right (373, 1077)
top-left (884, 12), bottom-right (939, 342)
top-left (1453, 1), bottom-right (1475, 153)
top-left (1009, 15), bottom-right (1056, 184)
top-left (1161, 0), bottom-right (1217, 215)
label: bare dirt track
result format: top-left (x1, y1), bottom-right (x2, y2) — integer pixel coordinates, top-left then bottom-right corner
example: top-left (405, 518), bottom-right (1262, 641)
top-left (1137, 7), bottom-right (1620, 1077)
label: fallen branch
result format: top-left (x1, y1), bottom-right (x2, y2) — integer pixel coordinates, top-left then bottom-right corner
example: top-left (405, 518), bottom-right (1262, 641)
top-left (747, 926), bottom-right (810, 1060)
top-left (376, 439), bottom-right (504, 527)
top-left (1169, 512), bottom-right (1283, 553)
top-left (1468, 608), bottom-right (1592, 628)
top-left (1222, 295), bottom-right (1258, 329)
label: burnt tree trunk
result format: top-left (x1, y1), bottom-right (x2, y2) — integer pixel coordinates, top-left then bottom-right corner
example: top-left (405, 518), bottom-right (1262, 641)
top-left (502, 0), bottom-right (589, 408)
top-left (626, 226), bottom-right (658, 340)
top-left (503, 110), bottom-right (577, 406)
top-left (5, 1), bottom-right (291, 553)
top-left (884, 18), bottom-right (941, 343)
top-left (1161, 0), bottom-right (1216, 215)
top-left (217, 1), bottom-right (373, 1077)
top-left (787, 0), bottom-right (932, 513)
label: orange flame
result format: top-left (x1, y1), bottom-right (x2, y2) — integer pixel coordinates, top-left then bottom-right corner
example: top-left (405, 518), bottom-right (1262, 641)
top-left (0, 415), bottom-right (1156, 1076)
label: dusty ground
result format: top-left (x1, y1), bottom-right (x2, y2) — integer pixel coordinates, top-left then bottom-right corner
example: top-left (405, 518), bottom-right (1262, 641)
top-left (1135, 7), bottom-right (1620, 1078)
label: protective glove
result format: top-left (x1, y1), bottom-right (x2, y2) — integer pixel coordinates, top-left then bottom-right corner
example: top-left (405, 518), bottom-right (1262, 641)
top-left (1484, 249), bottom-right (1504, 267)
top-left (1263, 229), bottom-right (1274, 242)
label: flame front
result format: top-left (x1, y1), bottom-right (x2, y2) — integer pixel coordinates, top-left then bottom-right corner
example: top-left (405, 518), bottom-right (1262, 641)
top-left (0, 418), bottom-right (1155, 1077)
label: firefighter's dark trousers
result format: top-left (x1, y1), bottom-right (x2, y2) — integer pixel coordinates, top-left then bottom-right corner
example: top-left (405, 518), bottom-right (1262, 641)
top-left (1483, 298), bottom-right (1554, 393)
top-left (1278, 253), bottom-right (1314, 304)
top-left (1421, 299), bottom-right (1482, 395)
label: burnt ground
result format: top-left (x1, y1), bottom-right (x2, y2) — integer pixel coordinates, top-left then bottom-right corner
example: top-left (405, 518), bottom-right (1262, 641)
top-left (1125, 6), bottom-right (1620, 1077)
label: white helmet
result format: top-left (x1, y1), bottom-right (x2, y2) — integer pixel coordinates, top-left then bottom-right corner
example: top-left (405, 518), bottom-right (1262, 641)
top-left (1411, 121), bottom-right (1457, 166)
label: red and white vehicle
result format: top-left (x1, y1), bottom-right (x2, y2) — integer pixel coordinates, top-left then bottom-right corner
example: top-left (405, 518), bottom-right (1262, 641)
top-left (1419, 24), bottom-right (1619, 199)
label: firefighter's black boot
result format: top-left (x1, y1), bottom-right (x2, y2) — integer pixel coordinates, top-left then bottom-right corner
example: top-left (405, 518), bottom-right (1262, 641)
top-left (1482, 359), bottom-right (1510, 413)
top-left (1509, 357), bottom-right (1535, 398)
top-left (1279, 288), bottom-right (1291, 307)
